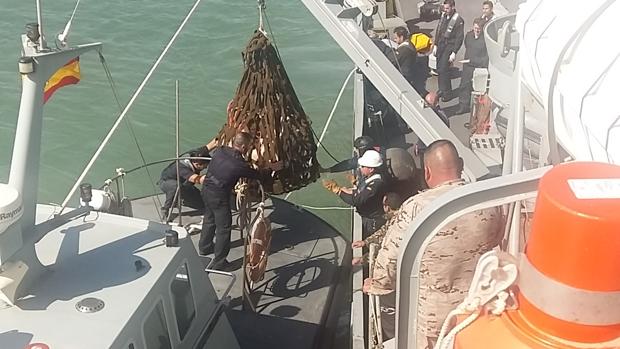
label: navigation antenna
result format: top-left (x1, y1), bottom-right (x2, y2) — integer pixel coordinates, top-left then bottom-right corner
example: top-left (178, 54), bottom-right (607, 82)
top-left (57, 0), bottom-right (82, 49)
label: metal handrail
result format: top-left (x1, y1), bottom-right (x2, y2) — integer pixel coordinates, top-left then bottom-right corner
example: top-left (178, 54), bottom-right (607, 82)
top-left (100, 156), bottom-right (212, 189)
top-left (192, 268), bottom-right (237, 348)
top-left (204, 268), bottom-right (237, 302)
top-left (368, 243), bottom-right (383, 349)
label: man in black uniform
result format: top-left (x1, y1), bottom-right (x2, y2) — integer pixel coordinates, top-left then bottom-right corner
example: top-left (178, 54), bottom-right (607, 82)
top-left (456, 17), bottom-right (489, 114)
top-left (159, 146), bottom-right (210, 221)
top-left (323, 149), bottom-right (387, 237)
top-left (432, 0), bottom-right (465, 100)
top-left (481, 0), bottom-right (495, 25)
top-left (392, 26), bottom-right (418, 89)
top-left (198, 132), bottom-right (281, 270)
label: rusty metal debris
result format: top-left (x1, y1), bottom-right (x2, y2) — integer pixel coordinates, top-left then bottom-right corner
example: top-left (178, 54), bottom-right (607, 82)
top-left (217, 31), bottom-right (320, 195)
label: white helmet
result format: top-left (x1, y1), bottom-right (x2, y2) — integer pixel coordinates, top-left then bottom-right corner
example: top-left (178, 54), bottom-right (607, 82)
top-left (358, 150), bottom-right (383, 168)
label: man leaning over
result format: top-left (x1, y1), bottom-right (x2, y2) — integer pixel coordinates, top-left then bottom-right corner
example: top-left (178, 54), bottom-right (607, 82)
top-left (198, 132), bottom-right (282, 271)
top-left (159, 137), bottom-right (218, 221)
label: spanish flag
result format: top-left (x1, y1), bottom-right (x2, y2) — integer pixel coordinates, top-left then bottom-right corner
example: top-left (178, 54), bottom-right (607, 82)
top-left (43, 57), bottom-right (80, 103)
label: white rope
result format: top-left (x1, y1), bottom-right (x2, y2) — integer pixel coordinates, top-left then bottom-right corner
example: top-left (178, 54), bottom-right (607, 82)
top-left (435, 310), bottom-right (481, 349)
top-left (58, 0), bottom-right (203, 213)
top-left (435, 289), bottom-right (512, 349)
top-left (434, 299), bottom-right (481, 349)
top-left (235, 181), bottom-right (250, 232)
top-left (317, 67), bottom-right (356, 147)
top-left (432, 250), bottom-right (518, 349)
top-left (284, 67), bottom-right (355, 201)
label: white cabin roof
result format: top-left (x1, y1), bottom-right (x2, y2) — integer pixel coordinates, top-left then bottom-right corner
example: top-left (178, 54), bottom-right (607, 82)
top-left (0, 204), bottom-right (187, 349)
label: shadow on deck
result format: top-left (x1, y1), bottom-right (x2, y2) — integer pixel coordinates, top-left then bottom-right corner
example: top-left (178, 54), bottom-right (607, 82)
top-left (131, 195), bottom-right (352, 349)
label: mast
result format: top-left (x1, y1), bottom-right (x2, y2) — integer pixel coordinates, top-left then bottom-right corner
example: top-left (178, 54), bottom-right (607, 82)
top-left (8, 26), bottom-right (101, 238)
top-left (0, 18), bottom-right (100, 304)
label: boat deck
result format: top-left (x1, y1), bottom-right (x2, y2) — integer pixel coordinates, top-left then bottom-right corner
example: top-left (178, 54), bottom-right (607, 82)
top-left (131, 194), bottom-right (351, 349)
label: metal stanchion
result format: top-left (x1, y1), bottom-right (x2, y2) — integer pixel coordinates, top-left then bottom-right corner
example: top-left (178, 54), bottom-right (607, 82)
top-left (368, 243), bottom-right (384, 348)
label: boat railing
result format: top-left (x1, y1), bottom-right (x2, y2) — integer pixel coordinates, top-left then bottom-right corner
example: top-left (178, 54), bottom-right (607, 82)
top-left (367, 243), bottom-right (384, 348)
top-left (204, 268), bottom-right (236, 301)
top-left (95, 156), bottom-right (211, 218)
top-left (351, 205), bottom-right (366, 349)
top-left (101, 156), bottom-right (211, 192)
top-left (484, 14), bottom-right (520, 119)
top-left (484, 13), bottom-right (549, 166)
top-left (394, 166), bottom-right (550, 349)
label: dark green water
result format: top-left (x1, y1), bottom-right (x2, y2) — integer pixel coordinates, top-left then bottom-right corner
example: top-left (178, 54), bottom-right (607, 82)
top-left (0, 0), bottom-right (355, 235)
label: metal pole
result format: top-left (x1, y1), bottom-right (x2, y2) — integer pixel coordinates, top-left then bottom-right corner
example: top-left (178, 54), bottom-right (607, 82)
top-left (372, 245), bottom-right (383, 348)
top-left (507, 64), bottom-right (524, 255)
top-left (35, 0), bottom-right (44, 50)
top-left (375, 293), bottom-right (383, 348)
top-left (175, 80), bottom-right (182, 225)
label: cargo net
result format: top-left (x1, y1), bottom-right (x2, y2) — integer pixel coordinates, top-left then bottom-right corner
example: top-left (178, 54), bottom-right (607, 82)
top-left (217, 31), bottom-right (320, 195)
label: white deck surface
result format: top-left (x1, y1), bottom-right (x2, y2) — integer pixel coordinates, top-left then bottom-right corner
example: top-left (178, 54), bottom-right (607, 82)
top-left (0, 204), bottom-right (187, 348)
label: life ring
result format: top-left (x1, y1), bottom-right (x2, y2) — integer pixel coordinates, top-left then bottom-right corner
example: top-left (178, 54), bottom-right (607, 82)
top-left (246, 206), bottom-right (271, 283)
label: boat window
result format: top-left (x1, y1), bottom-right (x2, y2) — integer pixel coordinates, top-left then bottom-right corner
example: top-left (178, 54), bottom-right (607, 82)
top-left (171, 263), bottom-right (196, 341)
top-left (143, 301), bottom-right (172, 349)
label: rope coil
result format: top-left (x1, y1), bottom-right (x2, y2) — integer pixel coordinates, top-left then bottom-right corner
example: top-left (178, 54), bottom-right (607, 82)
top-left (433, 250), bottom-right (519, 349)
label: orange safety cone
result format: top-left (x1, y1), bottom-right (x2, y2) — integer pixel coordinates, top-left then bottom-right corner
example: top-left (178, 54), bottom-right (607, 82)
top-left (454, 162), bottom-right (620, 349)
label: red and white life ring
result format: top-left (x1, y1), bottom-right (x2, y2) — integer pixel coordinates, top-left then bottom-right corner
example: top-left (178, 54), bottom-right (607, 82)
top-left (246, 206), bottom-right (271, 283)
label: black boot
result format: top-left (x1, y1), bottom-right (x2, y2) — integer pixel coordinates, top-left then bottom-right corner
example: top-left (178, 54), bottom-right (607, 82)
top-left (160, 207), bottom-right (170, 222)
top-left (440, 90), bottom-right (456, 102)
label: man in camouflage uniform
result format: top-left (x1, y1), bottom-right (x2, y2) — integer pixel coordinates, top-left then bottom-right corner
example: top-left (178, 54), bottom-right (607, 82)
top-left (351, 192), bottom-right (404, 257)
top-left (361, 140), bottom-right (502, 347)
